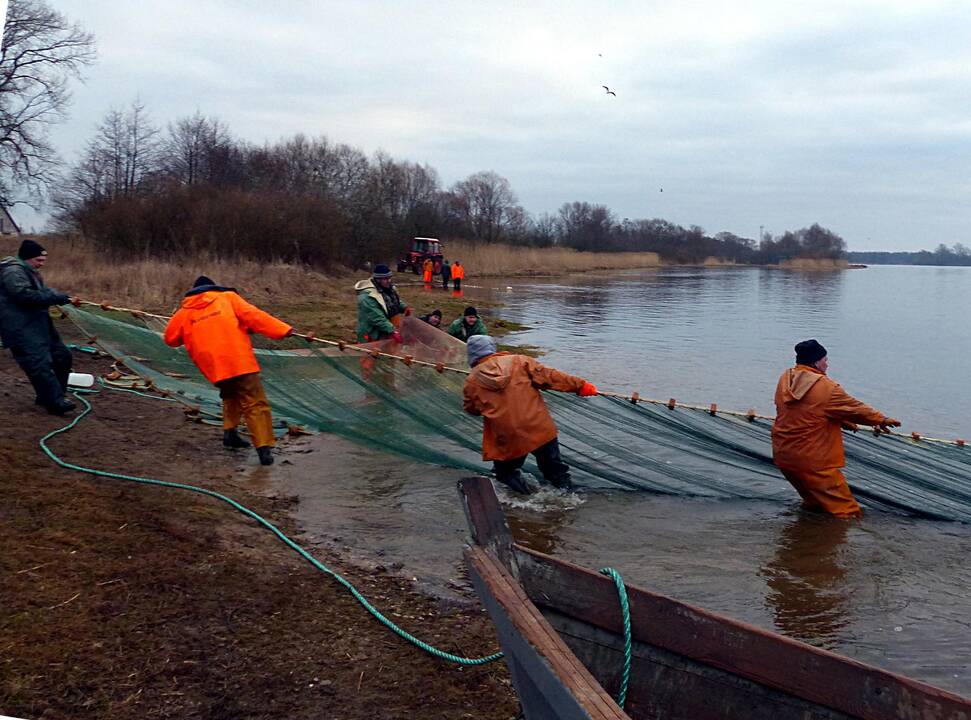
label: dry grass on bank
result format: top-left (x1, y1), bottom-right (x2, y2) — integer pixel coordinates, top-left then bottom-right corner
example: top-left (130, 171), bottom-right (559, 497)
top-left (1, 235), bottom-right (346, 315)
top-left (446, 240), bottom-right (660, 276)
top-left (0, 235), bottom-right (511, 342)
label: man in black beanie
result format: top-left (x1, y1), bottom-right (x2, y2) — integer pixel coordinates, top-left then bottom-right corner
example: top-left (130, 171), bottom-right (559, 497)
top-left (447, 306), bottom-right (487, 342)
top-left (0, 239), bottom-right (76, 414)
top-left (772, 338), bottom-right (901, 516)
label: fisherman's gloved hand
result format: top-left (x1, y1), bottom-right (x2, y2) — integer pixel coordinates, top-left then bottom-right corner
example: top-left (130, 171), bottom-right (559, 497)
top-left (53, 293), bottom-right (71, 306)
top-left (841, 421), bottom-right (859, 433)
top-left (578, 382), bottom-right (599, 397)
top-left (403, 307), bottom-right (412, 316)
top-left (391, 330), bottom-right (403, 344)
top-left (879, 417), bottom-right (902, 432)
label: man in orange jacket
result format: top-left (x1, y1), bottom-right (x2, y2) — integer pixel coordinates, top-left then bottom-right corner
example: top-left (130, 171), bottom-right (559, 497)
top-left (463, 334), bottom-right (598, 494)
top-left (772, 339), bottom-right (901, 517)
top-left (164, 276), bottom-right (293, 466)
top-left (450, 260), bottom-right (465, 290)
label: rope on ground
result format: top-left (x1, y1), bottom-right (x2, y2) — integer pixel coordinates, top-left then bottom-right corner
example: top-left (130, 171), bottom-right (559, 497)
top-left (39, 391), bottom-right (504, 668)
top-left (69, 298), bottom-right (968, 446)
top-left (599, 567), bottom-right (632, 709)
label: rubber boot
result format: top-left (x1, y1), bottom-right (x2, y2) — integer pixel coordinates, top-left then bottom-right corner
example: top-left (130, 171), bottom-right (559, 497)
top-left (46, 398), bottom-right (76, 415)
top-left (497, 471), bottom-right (533, 495)
top-left (223, 429), bottom-right (251, 449)
top-left (548, 472), bottom-right (573, 490)
top-left (257, 446), bottom-right (274, 466)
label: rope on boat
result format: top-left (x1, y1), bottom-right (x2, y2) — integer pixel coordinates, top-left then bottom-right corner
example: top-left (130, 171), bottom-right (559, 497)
top-left (600, 568), bottom-right (633, 709)
top-left (38, 390), bottom-right (504, 668)
top-left (68, 298), bottom-right (969, 447)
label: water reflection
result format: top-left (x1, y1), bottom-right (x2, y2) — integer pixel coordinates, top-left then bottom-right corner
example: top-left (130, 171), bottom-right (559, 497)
top-left (760, 511), bottom-right (852, 649)
top-left (507, 504), bottom-right (579, 555)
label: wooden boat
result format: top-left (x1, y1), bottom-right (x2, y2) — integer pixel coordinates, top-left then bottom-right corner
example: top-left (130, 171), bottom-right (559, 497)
top-left (457, 476), bottom-right (971, 720)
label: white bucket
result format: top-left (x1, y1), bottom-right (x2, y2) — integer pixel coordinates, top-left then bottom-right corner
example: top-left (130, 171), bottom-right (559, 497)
top-left (67, 372), bottom-right (95, 388)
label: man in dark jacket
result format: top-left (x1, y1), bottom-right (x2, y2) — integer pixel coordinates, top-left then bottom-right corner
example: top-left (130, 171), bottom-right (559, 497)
top-left (440, 260), bottom-right (451, 290)
top-left (0, 239), bottom-right (75, 414)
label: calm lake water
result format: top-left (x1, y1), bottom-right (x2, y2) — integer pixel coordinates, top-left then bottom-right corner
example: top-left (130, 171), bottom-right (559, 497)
top-left (270, 265), bottom-right (971, 697)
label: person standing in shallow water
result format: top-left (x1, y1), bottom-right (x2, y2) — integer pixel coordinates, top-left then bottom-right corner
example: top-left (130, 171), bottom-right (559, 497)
top-left (463, 335), bottom-right (598, 494)
top-left (450, 260), bottom-right (464, 290)
top-left (164, 276), bottom-right (294, 466)
top-left (771, 339), bottom-right (901, 517)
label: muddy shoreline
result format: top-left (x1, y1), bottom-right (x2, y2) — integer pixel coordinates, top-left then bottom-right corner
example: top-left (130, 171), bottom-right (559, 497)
top-left (0, 346), bottom-right (517, 719)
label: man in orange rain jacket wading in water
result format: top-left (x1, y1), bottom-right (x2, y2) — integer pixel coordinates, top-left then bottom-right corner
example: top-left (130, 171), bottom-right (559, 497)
top-left (772, 339), bottom-right (901, 517)
top-left (463, 335), bottom-right (598, 494)
top-left (164, 276), bottom-right (293, 466)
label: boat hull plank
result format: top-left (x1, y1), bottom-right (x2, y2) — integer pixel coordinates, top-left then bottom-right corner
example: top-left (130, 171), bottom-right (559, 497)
top-left (466, 546), bottom-right (630, 720)
top-left (516, 547), bottom-right (971, 720)
top-left (548, 608), bottom-right (851, 719)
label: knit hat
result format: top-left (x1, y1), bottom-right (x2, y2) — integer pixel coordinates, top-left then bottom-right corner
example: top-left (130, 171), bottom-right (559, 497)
top-left (464, 306), bottom-right (478, 317)
top-left (372, 264), bottom-right (392, 279)
top-left (794, 339), bottom-right (827, 366)
top-left (467, 335), bottom-right (497, 366)
top-left (430, 309), bottom-right (442, 317)
top-left (192, 275), bottom-right (216, 288)
top-left (17, 239), bottom-right (47, 260)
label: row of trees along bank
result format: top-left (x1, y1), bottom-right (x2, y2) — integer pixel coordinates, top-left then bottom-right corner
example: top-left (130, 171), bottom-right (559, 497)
top-left (53, 102), bottom-right (848, 270)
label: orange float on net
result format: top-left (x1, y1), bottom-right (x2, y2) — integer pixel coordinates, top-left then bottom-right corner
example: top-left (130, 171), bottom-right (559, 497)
top-left (957, 439), bottom-right (966, 447)
top-left (709, 403), bottom-right (717, 416)
top-left (746, 409), bottom-right (756, 422)
top-left (402, 355), bottom-right (414, 366)
top-left (667, 398), bottom-right (676, 410)
top-left (337, 340), bottom-right (346, 351)
top-left (435, 363), bottom-right (445, 374)
top-left (911, 432), bottom-right (922, 442)
top-left (630, 392), bottom-right (639, 404)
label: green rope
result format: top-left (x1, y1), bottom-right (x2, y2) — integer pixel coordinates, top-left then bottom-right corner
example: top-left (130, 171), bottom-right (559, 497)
top-left (39, 392), bottom-right (503, 667)
top-left (599, 567), bottom-right (632, 708)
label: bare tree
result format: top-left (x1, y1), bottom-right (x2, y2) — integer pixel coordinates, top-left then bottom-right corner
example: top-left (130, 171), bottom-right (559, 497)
top-left (449, 170), bottom-right (521, 243)
top-left (0, 0), bottom-right (95, 205)
top-left (164, 111), bottom-right (230, 185)
top-left (57, 100), bottom-right (160, 226)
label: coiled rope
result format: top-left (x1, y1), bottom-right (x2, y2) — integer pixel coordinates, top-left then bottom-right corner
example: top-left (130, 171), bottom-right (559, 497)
top-left (39, 391), bottom-right (503, 667)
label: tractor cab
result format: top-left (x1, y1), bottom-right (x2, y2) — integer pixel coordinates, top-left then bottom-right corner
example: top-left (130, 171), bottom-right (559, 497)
top-left (397, 237), bottom-right (444, 275)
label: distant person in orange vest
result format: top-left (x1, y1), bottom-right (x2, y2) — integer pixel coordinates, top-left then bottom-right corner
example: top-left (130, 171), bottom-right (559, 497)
top-left (451, 260), bottom-right (465, 290)
top-left (422, 258), bottom-right (434, 284)
top-left (463, 335), bottom-right (598, 494)
top-left (772, 339), bottom-right (901, 517)
top-left (164, 276), bottom-right (294, 466)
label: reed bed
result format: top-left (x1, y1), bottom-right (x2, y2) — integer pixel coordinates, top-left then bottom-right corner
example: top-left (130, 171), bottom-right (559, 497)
top-left (445, 241), bottom-right (660, 276)
top-left (1, 235), bottom-right (347, 314)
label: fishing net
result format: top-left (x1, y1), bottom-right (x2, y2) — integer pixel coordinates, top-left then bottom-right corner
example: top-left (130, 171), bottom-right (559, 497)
top-left (65, 306), bottom-right (971, 522)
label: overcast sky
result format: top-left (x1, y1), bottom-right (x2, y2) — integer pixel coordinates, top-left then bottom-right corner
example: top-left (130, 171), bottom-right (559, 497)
top-left (14, 1), bottom-right (971, 251)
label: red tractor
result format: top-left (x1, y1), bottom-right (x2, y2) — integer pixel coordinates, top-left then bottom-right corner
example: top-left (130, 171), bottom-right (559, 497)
top-left (397, 237), bottom-right (444, 275)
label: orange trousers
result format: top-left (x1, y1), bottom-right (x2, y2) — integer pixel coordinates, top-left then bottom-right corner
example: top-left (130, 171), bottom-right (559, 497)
top-left (780, 467), bottom-right (861, 517)
top-left (217, 372), bottom-right (276, 448)
top-left (423, 270), bottom-right (432, 283)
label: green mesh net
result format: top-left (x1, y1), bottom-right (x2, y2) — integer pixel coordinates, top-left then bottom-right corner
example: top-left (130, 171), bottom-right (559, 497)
top-left (65, 306), bottom-right (971, 522)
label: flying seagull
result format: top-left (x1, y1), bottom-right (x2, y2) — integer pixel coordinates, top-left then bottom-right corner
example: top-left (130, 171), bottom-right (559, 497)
top-left (602, 85), bottom-right (616, 96)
